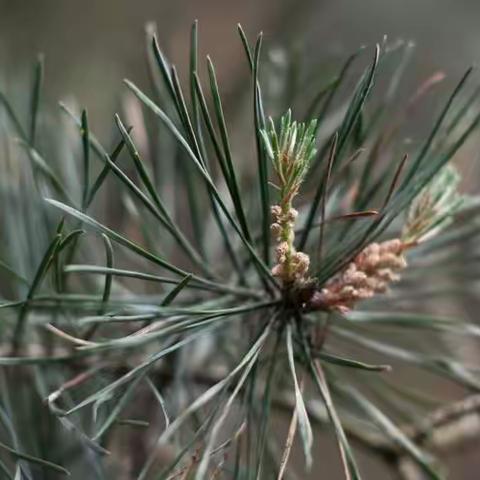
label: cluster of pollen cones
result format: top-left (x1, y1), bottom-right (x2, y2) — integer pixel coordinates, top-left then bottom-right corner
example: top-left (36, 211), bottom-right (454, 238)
top-left (309, 239), bottom-right (409, 313)
top-left (271, 205), bottom-right (310, 285)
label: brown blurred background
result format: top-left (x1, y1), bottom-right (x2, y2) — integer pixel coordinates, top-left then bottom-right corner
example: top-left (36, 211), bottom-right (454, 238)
top-left (1, 0), bottom-right (480, 133)
top-left (1, 0), bottom-right (480, 478)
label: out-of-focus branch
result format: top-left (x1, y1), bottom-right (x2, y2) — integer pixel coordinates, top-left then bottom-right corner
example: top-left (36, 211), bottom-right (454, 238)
top-left (396, 394), bottom-right (480, 480)
top-left (277, 393), bottom-right (480, 479)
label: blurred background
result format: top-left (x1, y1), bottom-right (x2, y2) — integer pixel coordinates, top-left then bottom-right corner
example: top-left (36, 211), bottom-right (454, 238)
top-left (2, 0), bottom-right (480, 135)
top-left (1, 0), bottom-right (480, 478)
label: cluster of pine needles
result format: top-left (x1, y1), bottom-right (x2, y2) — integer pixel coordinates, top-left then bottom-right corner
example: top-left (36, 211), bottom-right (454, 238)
top-left (1, 21), bottom-right (480, 480)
